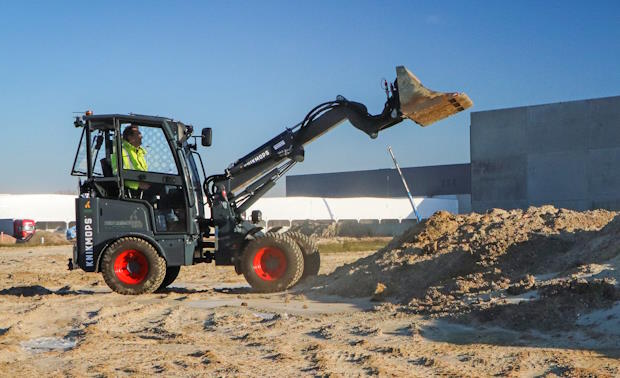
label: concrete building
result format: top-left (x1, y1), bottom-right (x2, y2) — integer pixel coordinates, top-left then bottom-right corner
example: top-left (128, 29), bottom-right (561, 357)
top-left (286, 164), bottom-right (472, 213)
top-left (471, 95), bottom-right (620, 212)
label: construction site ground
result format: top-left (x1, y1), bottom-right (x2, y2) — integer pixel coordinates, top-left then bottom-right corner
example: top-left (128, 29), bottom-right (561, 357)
top-left (0, 206), bottom-right (619, 377)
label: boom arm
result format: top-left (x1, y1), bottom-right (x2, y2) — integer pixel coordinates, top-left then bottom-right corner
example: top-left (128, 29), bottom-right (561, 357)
top-left (206, 66), bottom-right (472, 218)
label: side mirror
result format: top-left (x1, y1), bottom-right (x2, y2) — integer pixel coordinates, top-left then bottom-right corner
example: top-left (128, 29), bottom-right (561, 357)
top-left (251, 210), bottom-right (262, 224)
top-left (201, 128), bottom-right (212, 147)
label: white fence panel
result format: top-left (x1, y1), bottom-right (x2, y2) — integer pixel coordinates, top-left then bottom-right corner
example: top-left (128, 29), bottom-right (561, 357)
top-left (244, 196), bottom-right (457, 222)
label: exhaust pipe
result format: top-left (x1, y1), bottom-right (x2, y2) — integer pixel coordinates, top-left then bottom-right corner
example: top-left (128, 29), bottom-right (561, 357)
top-left (396, 66), bottom-right (473, 127)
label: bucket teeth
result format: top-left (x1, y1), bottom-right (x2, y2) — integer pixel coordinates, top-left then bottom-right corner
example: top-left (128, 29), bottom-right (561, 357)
top-left (396, 66), bottom-right (473, 127)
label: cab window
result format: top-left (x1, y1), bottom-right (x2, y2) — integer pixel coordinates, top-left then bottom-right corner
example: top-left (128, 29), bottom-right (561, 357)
top-left (117, 123), bottom-right (179, 175)
top-left (71, 128), bottom-right (105, 177)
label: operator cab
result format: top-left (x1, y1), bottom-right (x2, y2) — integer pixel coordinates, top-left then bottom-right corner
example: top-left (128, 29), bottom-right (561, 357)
top-left (71, 114), bottom-right (198, 234)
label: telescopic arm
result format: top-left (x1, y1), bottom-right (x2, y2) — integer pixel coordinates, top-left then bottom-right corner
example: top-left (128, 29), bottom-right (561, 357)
top-left (207, 66), bottom-right (473, 218)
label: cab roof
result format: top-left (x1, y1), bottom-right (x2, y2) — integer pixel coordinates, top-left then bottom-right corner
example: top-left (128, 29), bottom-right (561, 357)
top-left (83, 113), bottom-right (174, 123)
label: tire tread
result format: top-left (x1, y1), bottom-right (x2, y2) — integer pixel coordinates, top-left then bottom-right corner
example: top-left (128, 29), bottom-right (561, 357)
top-left (101, 237), bottom-right (166, 295)
top-left (286, 231), bottom-right (321, 278)
top-left (242, 233), bottom-right (303, 293)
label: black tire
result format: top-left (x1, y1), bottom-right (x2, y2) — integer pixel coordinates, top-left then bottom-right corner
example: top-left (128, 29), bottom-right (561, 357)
top-left (285, 231), bottom-right (321, 278)
top-left (157, 266), bottom-right (181, 291)
top-left (241, 233), bottom-right (304, 293)
top-left (101, 237), bottom-right (166, 295)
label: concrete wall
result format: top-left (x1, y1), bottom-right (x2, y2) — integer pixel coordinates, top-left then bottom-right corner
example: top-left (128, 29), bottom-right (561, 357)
top-left (471, 95), bottom-right (620, 212)
top-left (432, 194), bottom-right (472, 214)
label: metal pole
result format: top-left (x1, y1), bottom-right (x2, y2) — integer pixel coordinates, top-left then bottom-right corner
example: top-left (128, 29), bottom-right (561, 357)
top-left (387, 146), bottom-right (421, 222)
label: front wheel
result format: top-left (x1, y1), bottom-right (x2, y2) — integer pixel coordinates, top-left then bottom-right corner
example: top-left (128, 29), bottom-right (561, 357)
top-left (101, 237), bottom-right (166, 295)
top-left (241, 233), bottom-right (304, 293)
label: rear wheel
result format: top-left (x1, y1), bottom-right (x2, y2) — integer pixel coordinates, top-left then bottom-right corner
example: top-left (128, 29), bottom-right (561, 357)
top-left (241, 233), bottom-right (303, 293)
top-left (285, 231), bottom-right (321, 278)
top-left (101, 237), bottom-right (166, 295)
top-left (303, 250), bottom-right (321, 278)
top-left (157, 266), bottom-right (181, 291)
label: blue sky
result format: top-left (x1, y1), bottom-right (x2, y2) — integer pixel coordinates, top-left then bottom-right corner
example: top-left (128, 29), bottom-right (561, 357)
top-left (1, 1), bottom-right (619, 194)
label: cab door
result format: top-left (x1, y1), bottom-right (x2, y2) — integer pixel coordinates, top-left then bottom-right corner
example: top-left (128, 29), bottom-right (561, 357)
top-left (114, 120), bottom-right (188, 234)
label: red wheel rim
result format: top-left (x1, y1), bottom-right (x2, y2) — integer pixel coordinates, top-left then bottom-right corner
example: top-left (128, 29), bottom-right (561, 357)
top-left (114, 249), bottom-right (149, 285)
top-left (253, 247), bottom-right (287, 281)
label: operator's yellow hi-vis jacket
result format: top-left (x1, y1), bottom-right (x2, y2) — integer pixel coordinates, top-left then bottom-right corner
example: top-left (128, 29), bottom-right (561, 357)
top-left (111, 140), bottom-right (148, 190)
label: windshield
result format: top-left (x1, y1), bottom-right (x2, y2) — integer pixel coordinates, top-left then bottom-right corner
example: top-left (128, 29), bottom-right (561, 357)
top-left (71, 128), bottom-right (105, 177)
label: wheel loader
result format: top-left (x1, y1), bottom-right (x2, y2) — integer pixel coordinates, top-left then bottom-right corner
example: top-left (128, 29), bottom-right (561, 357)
top-left (70, 66), bottom-right (472, 295)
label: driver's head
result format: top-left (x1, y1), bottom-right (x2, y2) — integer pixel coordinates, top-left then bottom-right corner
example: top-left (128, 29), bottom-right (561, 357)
top-left (123, 124), bottom-right (142, 147)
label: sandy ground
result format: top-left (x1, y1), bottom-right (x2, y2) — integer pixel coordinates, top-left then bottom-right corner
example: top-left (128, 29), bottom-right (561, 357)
top-left (0, 239), bottom-right (619, 377)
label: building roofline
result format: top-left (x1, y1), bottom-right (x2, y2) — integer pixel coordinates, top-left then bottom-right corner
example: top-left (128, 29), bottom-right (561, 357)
top-left (471, 94), bottom-right (620, 115)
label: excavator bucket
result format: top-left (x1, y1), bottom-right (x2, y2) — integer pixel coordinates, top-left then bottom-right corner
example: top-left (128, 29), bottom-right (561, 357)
top-left (396, 66), bottom-right (473, 127)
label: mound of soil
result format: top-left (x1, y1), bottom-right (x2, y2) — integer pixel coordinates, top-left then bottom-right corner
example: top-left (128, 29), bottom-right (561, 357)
top-left (0, 234), bottom-right (16, 245)
top-left (0, 231), bottom-right (70, 247)
top-left (306, 206), bottom-right (620, 331)
top-left (22, 231), bottom-right (71, 246)
top-left (289, 221), bottom-right (339, 238)
top-left (461, 278), bottom-right (619, 331)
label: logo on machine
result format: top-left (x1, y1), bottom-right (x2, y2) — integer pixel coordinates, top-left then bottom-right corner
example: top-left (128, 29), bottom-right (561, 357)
top-left (83, 217), bottom-right (94, 268)
top-left (84, 200), bottom-right (90, 209)
top-left (273, 139), bottom-right (286, 151)
top-left (243, 149), bottom-right (270, 168)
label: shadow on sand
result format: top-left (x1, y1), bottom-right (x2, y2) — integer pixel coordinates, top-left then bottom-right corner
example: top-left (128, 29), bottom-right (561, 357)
top-left (0, 285), bottom-right (97, 297)
top-left (157, 286), bottom-right (213, 295)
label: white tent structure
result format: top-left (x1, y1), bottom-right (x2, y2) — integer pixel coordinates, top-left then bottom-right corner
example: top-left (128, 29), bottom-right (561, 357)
top-left (0, 194), bottom-right (458, 231)
top-left (244, 196), bottom-right (457, 223)
top-left (0, 194), bottom-right (75, 223)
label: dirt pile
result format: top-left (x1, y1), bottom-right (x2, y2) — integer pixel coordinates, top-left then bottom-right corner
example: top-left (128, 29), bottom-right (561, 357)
top-left (0, 234), bottom-right (16, 245)
top-left (289, 220), bottom-right (394, 238)
top-left (23, 231), bottom-right (72, 246)
top-left (289, 221), bottom-right (338, 238)
top-left (0, 231), bottom-right (70, 247)
top-left (304, 206), bottom-right (620, 331)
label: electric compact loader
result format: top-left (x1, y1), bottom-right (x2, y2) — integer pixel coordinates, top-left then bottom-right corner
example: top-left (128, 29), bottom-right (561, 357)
top-left (70, 66), bottom-right (472, 295)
